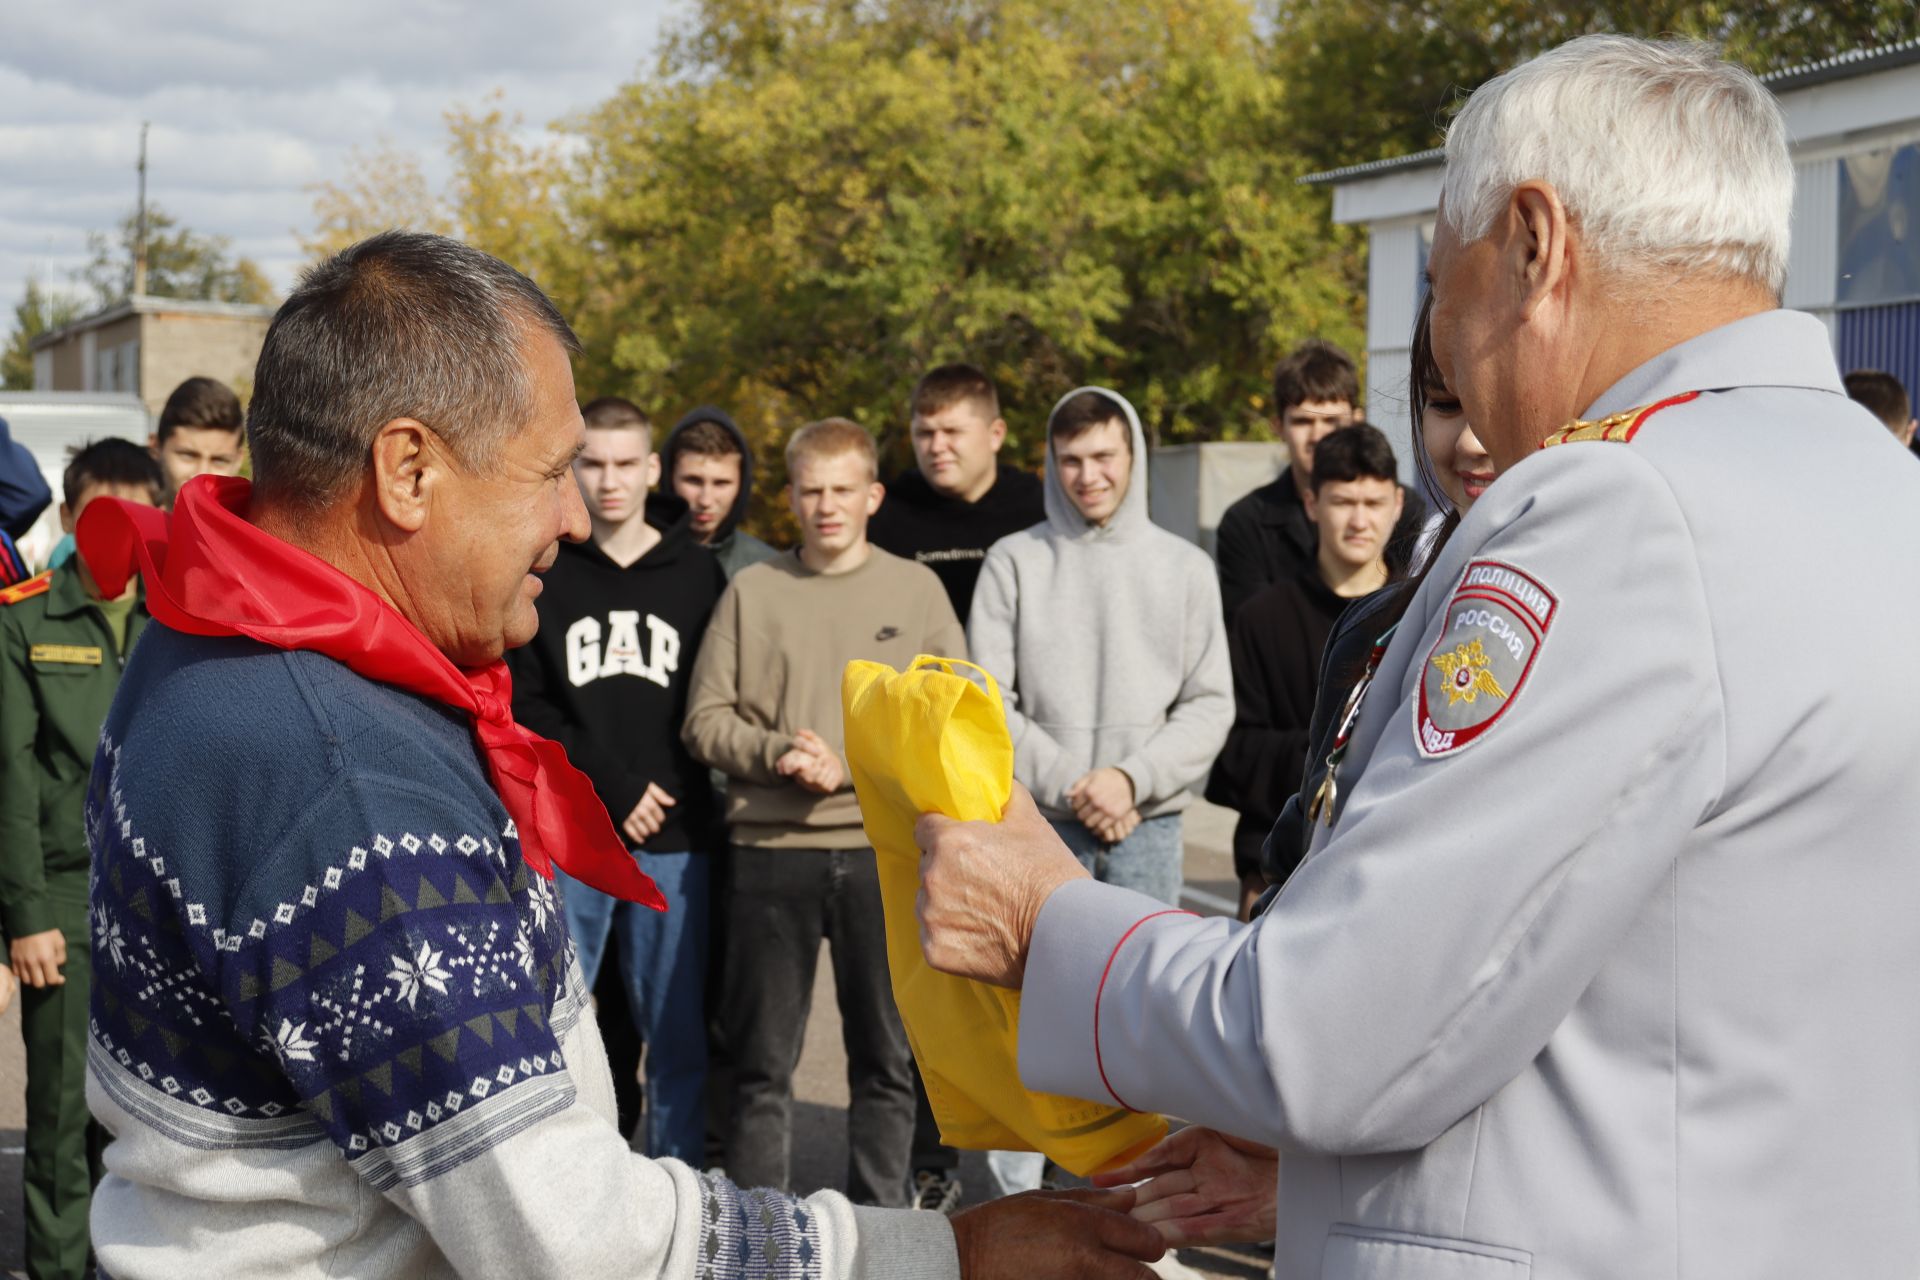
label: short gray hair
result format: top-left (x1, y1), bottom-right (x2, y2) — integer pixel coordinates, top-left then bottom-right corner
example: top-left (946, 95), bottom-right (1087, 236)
top-left (1442, 35), bottom-right (1793, 295)
top-left (247, 231), bottom-right (579, 506)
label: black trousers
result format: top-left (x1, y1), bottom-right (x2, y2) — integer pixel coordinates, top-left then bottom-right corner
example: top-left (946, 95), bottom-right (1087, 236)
top-left (722, 846), bottom-right (915, 1207)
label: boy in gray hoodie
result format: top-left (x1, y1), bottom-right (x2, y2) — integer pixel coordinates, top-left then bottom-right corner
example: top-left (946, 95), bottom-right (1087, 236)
top-left (968, 388), bottom-right (1231, 903)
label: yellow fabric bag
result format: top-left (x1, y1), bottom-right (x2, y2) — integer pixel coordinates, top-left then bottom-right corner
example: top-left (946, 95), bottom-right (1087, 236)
top-left (841, 654), bottom-right (1167, 1175)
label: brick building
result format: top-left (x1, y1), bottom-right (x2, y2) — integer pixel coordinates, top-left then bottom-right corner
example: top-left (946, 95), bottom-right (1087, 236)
top-left (28, 294), bottom-right (275, 418)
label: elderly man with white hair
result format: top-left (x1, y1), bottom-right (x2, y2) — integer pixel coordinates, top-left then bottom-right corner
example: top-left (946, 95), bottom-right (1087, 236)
top-left (917, 35), bottom-right (1920, 1280)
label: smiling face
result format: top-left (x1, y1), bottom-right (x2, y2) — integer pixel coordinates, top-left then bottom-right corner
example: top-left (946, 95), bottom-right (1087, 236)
top-left (1053, 417), bottom-right (1133, 527)
top-left (1420, 375), bottom-right (1496, 512)
top-left (911, 401), bottom-right (1006, 501)
top-left (411, 330), bottom-right (591, 665)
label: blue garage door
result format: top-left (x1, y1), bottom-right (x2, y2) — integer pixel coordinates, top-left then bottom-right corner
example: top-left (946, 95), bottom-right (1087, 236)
top-left (1837, 302), bottom-right (1920, 409)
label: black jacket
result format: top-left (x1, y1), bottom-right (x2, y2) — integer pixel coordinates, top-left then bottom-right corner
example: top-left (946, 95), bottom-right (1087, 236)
top-left (1257, 584), bottom-right (1406, 890)
top-left (509, 494), bottom-right (727, 853)
top-left (867, 463), bottom-right (1046, 624)
top-left (1204, 566), bottom-right (1349, 878)
top-left (1215, 471), bottom-right (1427, 624)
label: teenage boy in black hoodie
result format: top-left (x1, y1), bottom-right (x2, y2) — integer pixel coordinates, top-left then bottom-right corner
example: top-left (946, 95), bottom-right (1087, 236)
top-left (864, 363), bottom-right (1042, 1213)
top-left (509, 396), bottom-right (726, 1163)
top-left (661, 407), bottom-right (779, 580)
top-left (868, 363), bottom-right (1044, 626)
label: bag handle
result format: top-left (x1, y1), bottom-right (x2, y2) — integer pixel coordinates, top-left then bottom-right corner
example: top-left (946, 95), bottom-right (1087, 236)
top-left (907, 653), bottom-right (1001, 709)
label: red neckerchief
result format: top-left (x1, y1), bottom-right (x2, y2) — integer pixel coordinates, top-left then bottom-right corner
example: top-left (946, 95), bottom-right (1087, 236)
top-left (78, 475), bottom-right (666, 910)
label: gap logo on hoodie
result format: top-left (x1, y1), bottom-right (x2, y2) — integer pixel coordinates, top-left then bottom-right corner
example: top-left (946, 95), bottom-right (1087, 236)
top-left (566, 611), bottom-right (681, 688)
top-left (508, 493), bottom-right (727, 855)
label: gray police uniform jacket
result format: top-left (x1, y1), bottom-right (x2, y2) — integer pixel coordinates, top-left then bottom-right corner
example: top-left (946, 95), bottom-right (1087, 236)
top-left (1018, 309), bottom-right (1920, 1280)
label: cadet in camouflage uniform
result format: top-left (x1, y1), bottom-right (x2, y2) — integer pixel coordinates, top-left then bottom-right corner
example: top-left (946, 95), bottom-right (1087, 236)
top-left (0, 438), bottom-right (161, 1280)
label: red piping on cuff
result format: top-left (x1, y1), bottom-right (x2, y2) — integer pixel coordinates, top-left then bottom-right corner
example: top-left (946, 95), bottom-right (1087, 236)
top-left (1093, 909), bottom-right (1198, 1112)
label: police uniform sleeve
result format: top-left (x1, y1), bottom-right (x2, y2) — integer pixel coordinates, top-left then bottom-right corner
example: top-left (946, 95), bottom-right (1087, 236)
top-left (1017, 444), bottom-right (1727, 1154)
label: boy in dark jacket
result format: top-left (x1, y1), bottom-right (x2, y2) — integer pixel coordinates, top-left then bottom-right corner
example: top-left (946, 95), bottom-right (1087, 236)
top-left (868, 363), bottom-right (1044, 626)
top-left (509, 397), bottom-right (726, 1162)
top-left (1207, 424), bottom-right (1403, 918)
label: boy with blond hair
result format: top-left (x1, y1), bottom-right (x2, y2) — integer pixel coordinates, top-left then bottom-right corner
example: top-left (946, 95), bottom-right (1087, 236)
top-left (683, 418), bottom-right (964, 1207)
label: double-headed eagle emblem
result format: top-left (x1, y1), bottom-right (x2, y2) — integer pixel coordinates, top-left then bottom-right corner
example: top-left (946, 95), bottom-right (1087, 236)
top-left (1432, 638), bottom-right (1509, 706)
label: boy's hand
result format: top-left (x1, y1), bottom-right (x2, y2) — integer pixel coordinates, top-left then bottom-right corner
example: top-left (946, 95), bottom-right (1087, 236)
top-left (622, 782), bottom-right (678, 845)
top-left (1068, 768), bottom-right (1136, 829)
top-left (777, 730), bottom-right (845, 794)
top-left (1088, 808), bottom-right (1141, 846)
top-left (10, 929), bottom-right (67, 989)
top-left (0, 961), bottom-right (15, 1016)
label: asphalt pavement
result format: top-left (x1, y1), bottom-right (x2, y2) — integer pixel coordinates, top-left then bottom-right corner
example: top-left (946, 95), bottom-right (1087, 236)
top-left (0, 800), bottom-right (1267, 1279)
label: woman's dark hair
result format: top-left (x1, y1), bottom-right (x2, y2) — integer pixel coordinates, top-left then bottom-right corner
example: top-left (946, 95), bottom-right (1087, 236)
top-left (1364, 292), bottom-right (1463, 644)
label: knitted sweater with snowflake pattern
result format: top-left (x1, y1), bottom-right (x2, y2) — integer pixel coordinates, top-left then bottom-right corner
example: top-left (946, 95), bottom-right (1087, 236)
top-left (85, 623), bottom-right (957, 1280)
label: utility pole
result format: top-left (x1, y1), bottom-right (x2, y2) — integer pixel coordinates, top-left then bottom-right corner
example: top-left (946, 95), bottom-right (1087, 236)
top-left (133, 121), bottom-right (149, 297)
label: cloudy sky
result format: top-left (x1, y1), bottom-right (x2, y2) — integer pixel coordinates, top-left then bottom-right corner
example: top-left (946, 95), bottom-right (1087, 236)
top-left (1, 0), bottom-right (680, 325)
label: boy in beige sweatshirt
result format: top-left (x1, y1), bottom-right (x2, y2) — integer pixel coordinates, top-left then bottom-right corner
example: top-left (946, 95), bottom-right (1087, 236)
top-left (683, 417), bottom-right (966, 1207)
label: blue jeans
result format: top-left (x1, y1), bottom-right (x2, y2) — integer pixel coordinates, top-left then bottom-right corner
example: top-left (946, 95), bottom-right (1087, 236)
top-left (1050, 813), bottom-right (1185, 906)
top-left (557, 851), bottom-right (710, 1162)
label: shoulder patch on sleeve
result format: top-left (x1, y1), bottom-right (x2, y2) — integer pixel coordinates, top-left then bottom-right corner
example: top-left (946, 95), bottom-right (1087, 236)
top-left (0, 570), bottom-right (53, 606)
top-left (1540, 391), bottom-right (1701, 449)
top-left (1415, 560), bottom-right (1557, 758)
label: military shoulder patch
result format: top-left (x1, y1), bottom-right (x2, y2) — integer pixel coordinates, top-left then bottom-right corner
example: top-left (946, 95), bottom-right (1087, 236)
top-left (0, 570), bottom-right (52, 607)
top-left (1540, 390), bottom-right (1700, 449)
top-left (1415, 560), bottom-right (1557, 758)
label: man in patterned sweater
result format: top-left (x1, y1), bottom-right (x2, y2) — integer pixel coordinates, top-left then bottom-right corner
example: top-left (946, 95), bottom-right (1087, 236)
top-left (78, 232), bottom-right (1165, 1280)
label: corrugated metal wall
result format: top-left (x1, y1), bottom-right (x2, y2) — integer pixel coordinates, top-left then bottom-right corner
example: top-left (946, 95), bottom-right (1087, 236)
top-left (1838, 302), bottom-right (1920, 404)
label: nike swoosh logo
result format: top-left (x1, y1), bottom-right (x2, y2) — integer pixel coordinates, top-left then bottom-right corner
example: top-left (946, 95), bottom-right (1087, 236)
top-left (875, 626), bottom-right (901, 642)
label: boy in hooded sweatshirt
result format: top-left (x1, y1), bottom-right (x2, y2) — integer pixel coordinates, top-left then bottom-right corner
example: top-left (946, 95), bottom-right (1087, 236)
top-left (508, 396), bottom-right (727, 1163)
top-left (661, 407), bottom-right (780, 579)
top-left (968, 387), bottom-right (1231, 900)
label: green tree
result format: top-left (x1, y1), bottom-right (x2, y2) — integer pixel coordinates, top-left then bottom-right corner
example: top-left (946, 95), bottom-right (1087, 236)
top-left (567, 0), bottom-right (1361, 480)
top-left (1270, 0), bottom-right (1919, 172)
top-left (78, 204), bottom-right (275, 310)
top-left (299, 139), bottom-right (453, 261)
top-left (0, 276), bottom-right (82, 390)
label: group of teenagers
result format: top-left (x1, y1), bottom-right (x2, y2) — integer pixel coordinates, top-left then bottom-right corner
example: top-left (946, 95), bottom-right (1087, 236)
top-left (3, 299), bottom-right (1917, 1280)
top-left (479, 335), bottom-right (1496, 1226)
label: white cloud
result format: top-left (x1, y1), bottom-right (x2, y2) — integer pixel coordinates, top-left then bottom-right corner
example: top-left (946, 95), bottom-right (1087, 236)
top-left (0, 0), bottom-right (680, 330)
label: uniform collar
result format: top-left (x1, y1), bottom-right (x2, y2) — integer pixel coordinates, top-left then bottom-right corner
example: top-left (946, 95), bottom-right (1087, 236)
top-left (1582, 309), bottom-right (1846, 421)
top-left (44, 560), bottom-right (143, 621)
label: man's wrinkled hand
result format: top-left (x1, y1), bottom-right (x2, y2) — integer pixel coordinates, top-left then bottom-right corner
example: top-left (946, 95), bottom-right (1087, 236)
top-left (10, 929), bottom-right (67, 989)
top-left (917, 782), bottom-right (1088, 988)
top-left (622, 782), bottom-right (677, 845)
top-left (951, 1186), bottom-right (1165, 1280)
top-left (1093, 1126), bottom-right (1279, 1248)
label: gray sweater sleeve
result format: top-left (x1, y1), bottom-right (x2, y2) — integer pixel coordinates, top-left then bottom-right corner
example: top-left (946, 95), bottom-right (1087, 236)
top-left (682, 578), bottom-right (796, 785)
top-left (967, 546), bottom-right (1082, 810)
top-left (1113, 559), bottom-right (1234, 807)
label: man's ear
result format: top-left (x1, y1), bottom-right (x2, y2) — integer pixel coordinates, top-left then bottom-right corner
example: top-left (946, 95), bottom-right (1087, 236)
top-left (369, 418), bottom-right (435, 533)
top-left (1509, 180), bottom-right (1571, 321)
top-left (58, 502), bottom-right (74, 535)
top-left (646, 452), bottom-right (662, 489)
top-left (1903, 419), bottom-right (1918, 448)
top-left (147, 433), bottom-right (160, 458)
top-left (1301, 487), bottom-right (1319, 521)
top-left (989, 417), bottom-right (1008, 451)
top-left (866, 481), bottom-right (884, 515)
